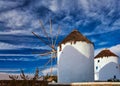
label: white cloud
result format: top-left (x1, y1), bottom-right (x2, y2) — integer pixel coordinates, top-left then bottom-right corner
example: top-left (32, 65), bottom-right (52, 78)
top-left (0, 73), bottom-right (10, 80)
top-left (42, 65), bottom-right (57, 75)
top-left (0, 30), bottom-right (32, 35)
top-left (0, 42), bottom-right (28, 50)
top-left (0, 54), bottom-right (34, 56)
top-left (0, 68), bottom-right (20, 72)
top-left (0, 1), bottom-right (22, 10)
top-left (0, 58), bottom-right (36, 61)
top-left (110, 44), bottom-right (120, 57)
top-left (49, 0), bottom-right (59, 12)
top-left (31, 19), bottom-right (41, 29)
top-left (0, 72), bottom-right (35, 80)
top-left (0, 42), bottom-right (49, 50)
top-left (113, 19), bottom-right (120, 26)
top-left (95, 48), bottom-right (105, 56)
top-left (79, 0), bottom-right (89, 13)
top-left (0, 68), bottom-right (33, 80)
top-left (0, 54), bottom-right (39, 61)
top-left (90, 38), bottom-right (97, 43)
top-left (98, 42), bottom-right (108, 46)
top-left (33, 0), bottom-right (119, 35)
top-left (84, 25), bottom-right (120, 36)
top-left (1, 10), bottom-right (32, 28)
top-left (0, 42), bottom-right (20, 50)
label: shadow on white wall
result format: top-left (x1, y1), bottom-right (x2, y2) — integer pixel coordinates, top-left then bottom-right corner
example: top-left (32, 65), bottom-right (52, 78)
top-left (99, 62), bottom-right (120, 80)
top-left (58, 45), bottom-right (94, 83)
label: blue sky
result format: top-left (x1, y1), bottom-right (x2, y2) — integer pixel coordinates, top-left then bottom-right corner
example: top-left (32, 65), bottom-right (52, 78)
top-left (0, 0), bottom-right (120, 75)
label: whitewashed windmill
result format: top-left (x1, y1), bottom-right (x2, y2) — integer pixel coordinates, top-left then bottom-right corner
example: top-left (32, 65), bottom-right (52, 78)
top-left (32, 19), bottom-right (60, 76)
top-left (57, 30), bottom-right (94, 83)
top-left (94, 49), bottom-right (120, 81)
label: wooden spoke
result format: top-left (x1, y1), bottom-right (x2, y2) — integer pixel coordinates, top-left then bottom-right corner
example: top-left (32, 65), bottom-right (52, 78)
top-left (32, 19), bottom-right (60, 76)
top-left (39, 20), bottom-right (51, 43)
top-left (54, 26), bottom-right (61, 47)
top-left (44, 58), bottom-right (53, 67)
top-left (40, 52), bottom-right (52, 56)
top-left (50, 56), bottom-right (53, 76)
top-left (32, 32), bottom-right (53, 49)
top-left (49, 19), bottom-right (54, 47)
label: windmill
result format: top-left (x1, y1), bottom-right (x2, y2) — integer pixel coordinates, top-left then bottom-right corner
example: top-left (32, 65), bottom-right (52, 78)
top-left (32, 19), bottom-right (60, 76)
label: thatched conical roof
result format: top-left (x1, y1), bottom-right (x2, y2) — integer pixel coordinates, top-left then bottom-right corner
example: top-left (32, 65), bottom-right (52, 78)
top-left (59, 29), bottom-right (93, 46)
top-left (95, 49), bottom-right (118, 59)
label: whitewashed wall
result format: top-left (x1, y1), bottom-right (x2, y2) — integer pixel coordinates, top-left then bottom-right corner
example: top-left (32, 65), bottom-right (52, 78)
top-left (94, 56), bottom-right (120, 81)
top-left (57, 41), bottom-right (94, 83)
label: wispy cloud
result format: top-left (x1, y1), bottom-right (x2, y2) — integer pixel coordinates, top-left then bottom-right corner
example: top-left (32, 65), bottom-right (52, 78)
top-left (0, 58), bottom-right (37, 61)
top-left (0, 41), bottom-right (50, 50)
top-left (84, 25), bottom-right (120, 36)
top-left (42, 65), bottom-right (57, 75)
top-left (98, 42), bottom-right (108, 46)
top-left (95, 48), bottom-right (105, 56)
top-left (110, 44), bottom-right (120, 57)
top-left (0, 0), bottom-right (24, 12)
top-left (0, 68), bottom-right (21, 72)
top-left (0, 42), bottom-right (24, 50)
top-left (0, 0), bottom-right (119, 37)
top-left (0, 10), bottom-right (33, 29)
top-left (0, 54), bottom-right (34, 56)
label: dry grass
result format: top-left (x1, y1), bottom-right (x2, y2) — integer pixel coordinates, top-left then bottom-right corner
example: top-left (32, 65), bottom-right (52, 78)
top-left (0, 68), bottom-right (57, 86)
top-left (0, 80), bottom-right (48, 86)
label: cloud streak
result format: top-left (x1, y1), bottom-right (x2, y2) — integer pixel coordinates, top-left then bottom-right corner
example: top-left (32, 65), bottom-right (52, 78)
top-left (0, 0), bottom-right (120, 37)
top-left (42, 65), bottom-right (57, 75)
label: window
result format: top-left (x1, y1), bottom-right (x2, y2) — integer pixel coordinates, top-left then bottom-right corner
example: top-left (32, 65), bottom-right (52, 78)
top-left (96, 66), bottom-right (98, 70)
top-left (98, 60), bottom-right (100, 63)
top-left (114, 75), bottom-right (116, 79)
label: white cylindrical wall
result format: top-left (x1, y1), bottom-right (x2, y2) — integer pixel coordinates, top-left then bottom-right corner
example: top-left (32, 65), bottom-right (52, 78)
top-left (57, 41), bottom-right (94, 83)
top-left (94, 56), bottom-right (120, 81)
